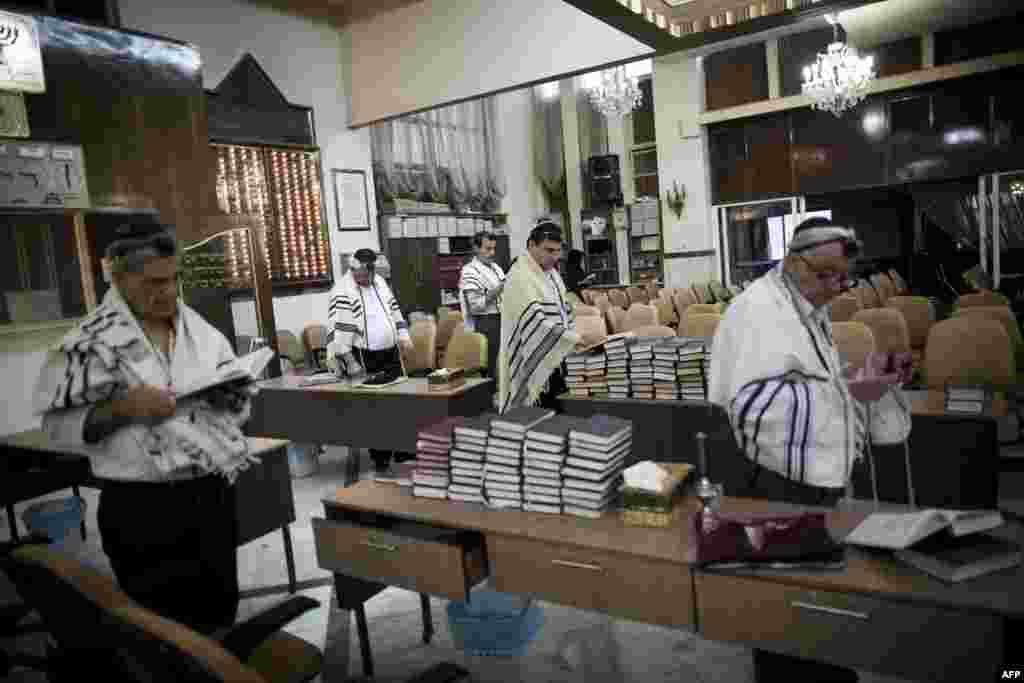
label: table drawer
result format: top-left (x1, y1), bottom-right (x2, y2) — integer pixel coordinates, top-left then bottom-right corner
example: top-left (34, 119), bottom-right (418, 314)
top-left (312, 518), bottom-right (487, 601)
top-left (695, 572), bottom-right (1002, 682)
top-left (488, 534), bottom-right (693, 629)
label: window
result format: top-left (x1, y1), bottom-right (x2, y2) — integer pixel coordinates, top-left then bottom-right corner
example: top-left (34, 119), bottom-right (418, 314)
top-left (0, 215), bottom-right (86, 325)
top-left (213, 144), bottom-right (330, 290)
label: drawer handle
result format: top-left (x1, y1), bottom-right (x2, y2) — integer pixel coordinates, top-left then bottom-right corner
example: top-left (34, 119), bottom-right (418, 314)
top-left (791, 601), bottom-right (870, 621)
top-left (551, 559), bottom-right (603, 572)
top-left (363, 541), bottom-right (399, 552)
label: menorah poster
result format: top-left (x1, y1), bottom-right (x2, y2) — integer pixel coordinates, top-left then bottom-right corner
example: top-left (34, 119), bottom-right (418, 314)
top-left (0, 11), bottom-right (45, 94)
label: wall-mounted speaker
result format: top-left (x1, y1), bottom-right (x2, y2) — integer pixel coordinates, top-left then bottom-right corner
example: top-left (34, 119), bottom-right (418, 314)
top-left (588, 154), bottom-right (621, 204)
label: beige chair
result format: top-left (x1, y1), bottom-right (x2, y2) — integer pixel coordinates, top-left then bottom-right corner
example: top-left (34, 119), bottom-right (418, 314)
top-left (592, 292), bottom-right (612, 314)
top-left (829, 294), bottom-right (861, 323)
top-left (925, 317), bottom-right (1014, 389)
top-left (574, 304), bottom-right (601, 317)
top-left (630, 324), bottom-right (675, 338)
top-left (831, 321), bottom-right (876, 374)
top-left (886, 296), bottom-right (933, 366)
top-left (405, 319), bottom-right (437, 372)
top-left (869, 273), bottom-right (893, 305)
top-left (605, 305), bottom-right (628, 334)
top-left (626, 286), bottom-right (649, 305)
top-left (683, 303), bottom-right (722, 318)
top-left (301, 323), bottom-right (328, 370)
top-left (443, 329), bottom-right (487, 371)
top-left (435, 311), bottom-right (462, 366)
top-left (852, 308), bottom-right (911, 354)
top-left (575, 315), bottom-right (608, 346)
top-left (672, 289), bottom-right (697, 321)
top-left (853, 281), bottom-right (881, 309)
top-left (566, 291), bottom-right (584, 309)
top-left (624, 303), bottom-right (658, 331)
top-left (957, 291), bottom-right (1011, 308)
top-left (654, 298), bottom-right (678, 327)
top-left (691, 282), bottom-right (712, 304)
top-left (888, 269), bottom-right (909, 295)
top-left (580, 289), bottom-right (595, 306)
top-left (681, 313), bottom-right (721, 340)
top-left (644, 280), bottom-right (659, 302)
top-left (608, 289), bottom-right (629, 309)
top-left (952, 306), bottom-right (1024, 379)
top-left (276, 330), bottom-right (306, 371)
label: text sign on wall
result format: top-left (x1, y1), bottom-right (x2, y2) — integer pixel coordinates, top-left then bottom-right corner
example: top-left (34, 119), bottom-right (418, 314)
top-left (0, 11), bottom-right (45, 94)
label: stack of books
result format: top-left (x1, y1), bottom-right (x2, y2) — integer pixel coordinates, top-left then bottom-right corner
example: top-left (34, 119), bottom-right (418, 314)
top-left (677, 338), bottom-right (710, 401)
top-left (564, 352), bottom-right (589, 397)
top-left (605, 335), bottom-right (631, 399)
top-left (522, 415), bottom-right (590, 514)
top-left (563, 414), bottom-right (633, 518)
top-left (652, 339), bottom-right (681, 400)
top-left (484, 407), bottom-right (555, 509)
top-left (448, 413), bottom-right (493, 503)
top-left (584, 352), bottom-right (608, 399)
top-left (412, 418), bottom-right (461, 499)
top-left (944, 385), bottom-right (990, 414)
top-left (628, 337), bottom-right (656, 399)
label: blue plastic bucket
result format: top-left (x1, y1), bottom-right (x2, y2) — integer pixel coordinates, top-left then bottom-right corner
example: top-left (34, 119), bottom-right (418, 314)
top-left (22, 496), bottom-right (86, 550)
top-left (446, 588), bottom-right (544, 657)
top-left (287, 443), bottom-right (319, 478)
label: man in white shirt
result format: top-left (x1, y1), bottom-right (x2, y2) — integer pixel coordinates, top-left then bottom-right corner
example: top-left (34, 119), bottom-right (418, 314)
top-left (459, 231), bottom-right (505, 382)
top-left (327, 248), bottom-right (415, 472)
top-left (33, 221), bottom-right (256, 635)
top-left (708, 217), bottom-right (912, 682)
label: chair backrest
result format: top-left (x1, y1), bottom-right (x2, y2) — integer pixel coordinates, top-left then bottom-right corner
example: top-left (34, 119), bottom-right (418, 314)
top-left (831, 321), bottom-right (876, 373)
top-left (630, 324), bottom-right (675, 338)
top-left (443, 329), bottom-right (487, 371)
top-left (644, 280), bottom-right (659, 302)
top-left (957, 290), bottom-right (1011, 308)
top-left (952, 306), bottom-right (1024, 361)
top-left (605, 305), bottom-right (628, 334)
top-left (300, 324), bottom-right (329, 370)
top-left (654, 298), bottom-right (678, 327)
top-left (925, 316), bottom-right (1015, 389)
top-left (626, 286), bottom-right (649, 305)
top-left (574, 304), bottom-right (601, 317)
top-left (435, 313), bottom-right (461, 356)
top-left (708, 280), bottom-right (730, 303)
top-left (607, 289), bottom-right (629, 309)
top-left (852, 308), bottom-right (911, 354)
top-left (580, 289), bottom-right (595, 306)
top-left (853, 281), bottom-right (881, 309)
top-left (869, 273), bottom-right (891, 305)
top-left (684, 303), bottom-right (722, 318)
top-left (680, 313), bottom-right (721, 340)
top-left (691, 282), bottom-right (711, 304)
top-left (672, 289), bottom-right (697, 320)
top-left (407, 319), bottom-right (437, 371)
top-left (829, 294), bottom-right (861, 322)
top-left (575, 315), bottom-right (609, 345)
top-left (885, 296), bottom-right (933, 349)
top-left (624, 303), bottom-right (658, 331)
top-left (592, 292), bottom-right (612, 313)
top-left (275, 330), bottom-right (305, 368)
top-left (888, 269), bottom-right (909, 295)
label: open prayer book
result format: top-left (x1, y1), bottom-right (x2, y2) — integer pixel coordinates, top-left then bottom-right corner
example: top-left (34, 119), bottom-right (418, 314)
top-left (174, 347), bottom-right (276, 400)
top-left (844, 508), bottom-right (1005, 550)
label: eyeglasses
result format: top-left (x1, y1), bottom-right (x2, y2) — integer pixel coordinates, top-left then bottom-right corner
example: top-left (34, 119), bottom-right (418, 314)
top-left (798, 254), bottom-right (854, 290)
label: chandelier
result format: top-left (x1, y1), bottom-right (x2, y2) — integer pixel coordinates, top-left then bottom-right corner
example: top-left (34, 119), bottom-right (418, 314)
top-left (586, 65), bottom-right (643, 118)
top-left (801, 14), bottom-right (876, 117)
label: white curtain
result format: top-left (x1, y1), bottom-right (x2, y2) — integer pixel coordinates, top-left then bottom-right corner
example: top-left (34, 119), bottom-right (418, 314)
top-left (371, 97), bottom-right (505, 212)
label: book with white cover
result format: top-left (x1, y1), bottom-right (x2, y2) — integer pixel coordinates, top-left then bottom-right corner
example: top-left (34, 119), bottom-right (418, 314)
top-left (449, 492), bottom-right (484, 504)
top-left (412, 486), bottom-right (447, 499)
top-left (563, 504), bottom-right (603, 519)
top-left (485, 472), bottom-right (522, 484)
top-left (524, 502), bottom-right (561, 514)
top-left (175, 347), bottom-right (276, 399)
top-left (845, 509), bottom-right (1005, 550)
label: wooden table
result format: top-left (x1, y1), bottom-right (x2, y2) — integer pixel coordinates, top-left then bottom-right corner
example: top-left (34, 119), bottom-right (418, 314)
top-left (0, 431), bottom-right (299, 596)
top-left (247, 376), bottom-right (494, 454)
top-left (560, 390), bottom-right (1006, 509)
top-left (316, 481), bottom-right (1020, 682)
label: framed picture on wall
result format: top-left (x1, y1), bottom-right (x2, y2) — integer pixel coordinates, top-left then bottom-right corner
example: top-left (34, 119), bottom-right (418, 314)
top-left (333, 168), bottom-right (371, 231)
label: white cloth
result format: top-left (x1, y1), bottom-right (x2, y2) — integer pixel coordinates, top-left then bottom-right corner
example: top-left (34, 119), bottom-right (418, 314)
top-left (498, 255), bottom-right (579, 413)
top-left (362, 285), bottom-right (398, 351)
top-left (327, 272), bottom-right (410, 358)
top-left (708, 265), bottom-right (911, 489)
top-left (33, 286), bottom-right (256, 483)
top-left (459, 257), bottom-right (505, 331)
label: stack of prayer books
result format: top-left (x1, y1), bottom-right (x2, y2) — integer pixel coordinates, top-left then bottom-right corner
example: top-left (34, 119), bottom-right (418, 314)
top-left (652, 339), bottom-right (681, 400)
top-left (563, 414), bottom-right (633, 518)
top-left (564, 352), bottom-right (589, 397)
top-left (605, 334), bottom-right (631, 399)
top-left (584, 352), bottom-right (608, 399)
top-left (412, 417), bottom-right (461, 499)
top-left (448, 413), bottom-right (493, 503)
top-left (677, 338), bottom-right (710, 401)
top-left (484, 407), bottom-right (555, 509)
top-left (522, 415), bottom-right (590, 514)
top-left (628, 337), bottom-right (656, 400)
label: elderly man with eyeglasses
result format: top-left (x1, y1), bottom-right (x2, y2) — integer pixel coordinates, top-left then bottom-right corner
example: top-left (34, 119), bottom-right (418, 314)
top-left (708, 216), bottom-right (913, 682)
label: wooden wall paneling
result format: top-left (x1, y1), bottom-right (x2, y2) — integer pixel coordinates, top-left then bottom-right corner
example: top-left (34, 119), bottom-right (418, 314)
top-left (704, 42), bottom-right (770, 111)
top-left (72, 212), bottom-right (97, 311)
top-left (746, 113), bottom-right (794, 198)
top-left (791, 95), bottom-right (887, 195)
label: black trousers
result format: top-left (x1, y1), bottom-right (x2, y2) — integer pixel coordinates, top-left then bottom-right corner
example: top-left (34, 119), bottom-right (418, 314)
top-left (721, 446), bottom-right (858, 683)
top-left (538, 366), bottom-right (568, 411)
top-left (97, 475), bottom-right (239, 635)
top-left (354, 346), bottom-right (413, 469)
top-left (474, 314), bottom-right (501, 387)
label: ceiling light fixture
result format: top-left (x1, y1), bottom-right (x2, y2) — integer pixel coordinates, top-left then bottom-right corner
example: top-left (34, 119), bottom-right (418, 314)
top-left (801, 14), bottom-right (876, 117)
top-left (584, 65), bottom-right (643, 119)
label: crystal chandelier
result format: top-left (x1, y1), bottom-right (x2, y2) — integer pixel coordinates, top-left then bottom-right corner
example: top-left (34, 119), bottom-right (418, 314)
top-left (586, 65), bottom-right (643, 118)
top-left (801, 14), bottom-right (876, 117)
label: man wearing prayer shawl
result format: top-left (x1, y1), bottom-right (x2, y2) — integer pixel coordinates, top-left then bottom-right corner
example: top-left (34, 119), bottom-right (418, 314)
top-left (498, 222), bottom-right (598, 413)
top-left (33, 221), bottom-right (257, 635)
top-left (708, 216), bottom-right (912, 683)
top-left (458, 230), bottom-right (505, 382)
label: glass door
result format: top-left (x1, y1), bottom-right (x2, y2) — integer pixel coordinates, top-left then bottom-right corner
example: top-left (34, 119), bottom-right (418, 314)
top-left (715, 197), bottom-right (799, 288)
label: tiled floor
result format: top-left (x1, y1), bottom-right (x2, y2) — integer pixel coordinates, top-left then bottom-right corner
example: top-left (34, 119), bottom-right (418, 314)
top-left (5, 444), bottom-right (1023, 682)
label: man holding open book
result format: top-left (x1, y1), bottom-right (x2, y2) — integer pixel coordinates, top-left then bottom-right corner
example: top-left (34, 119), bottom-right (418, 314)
top-left (32, 221), bottom-right (256, 636)
top-left (709, 217), bottom-right (913, 682)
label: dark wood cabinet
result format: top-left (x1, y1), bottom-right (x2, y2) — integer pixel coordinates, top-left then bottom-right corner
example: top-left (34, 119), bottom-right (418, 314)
top-left (708, 113), bottom-right (793, 205)
top-left (792, 96), bottom-right (887, 195)
top-left (704, 43), bottom-right (769, 112)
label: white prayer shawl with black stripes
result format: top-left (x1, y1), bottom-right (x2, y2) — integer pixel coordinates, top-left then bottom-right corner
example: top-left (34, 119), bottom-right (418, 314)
top-left (326, 272), bottom-right (409, 359)
top-left (32, 285), bottom-right (256, 483)
top-left (459, 257), bottom-right (505, 331)
top-left (708, 265), bottom-right (910, 489)
top-left (497, 255), bottom-right (580, 413)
